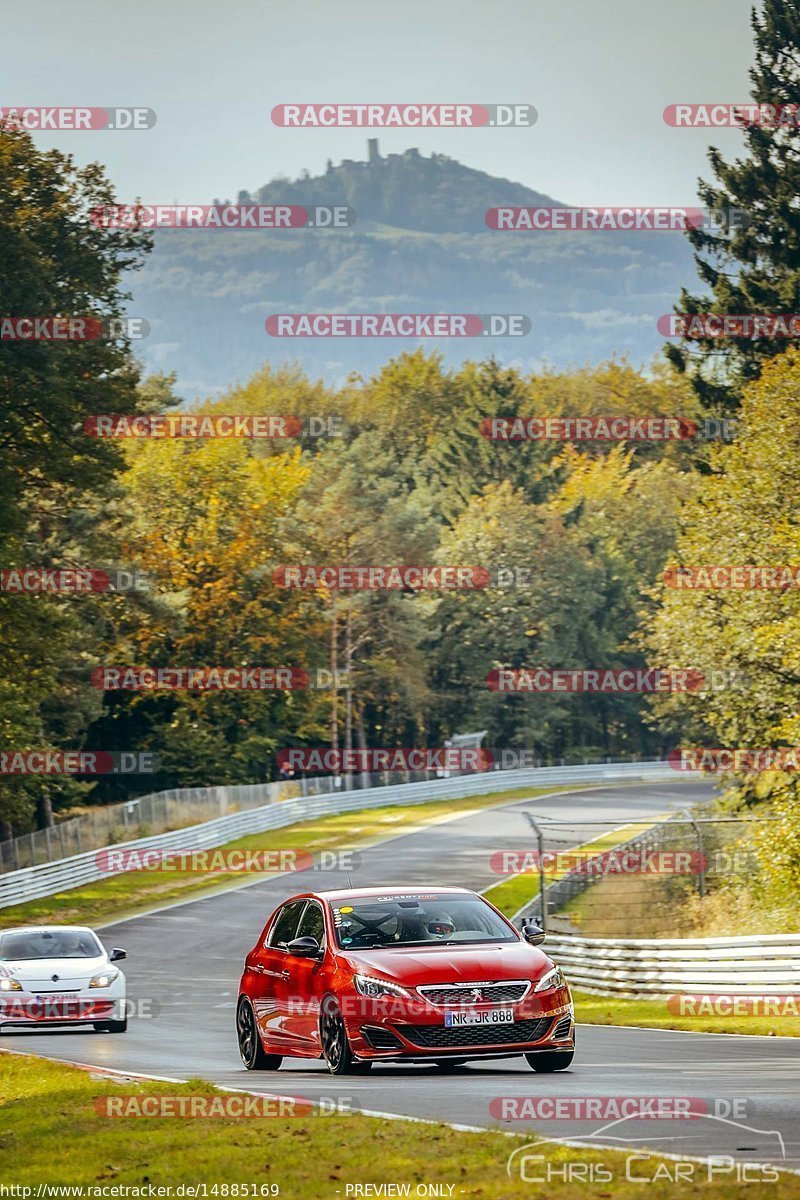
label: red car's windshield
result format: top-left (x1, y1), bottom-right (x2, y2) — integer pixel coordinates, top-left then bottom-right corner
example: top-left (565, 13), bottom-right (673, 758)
top-left (330, 893), bottom-right (516, 949)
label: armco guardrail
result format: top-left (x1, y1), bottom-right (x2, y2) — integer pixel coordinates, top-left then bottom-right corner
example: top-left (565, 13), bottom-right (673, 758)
top-left (545, 932), bottom-right (800, 999)
top-left (0, 776), bottom-right (332, 872)
top-left (0, 761), bottom-right (674, 910)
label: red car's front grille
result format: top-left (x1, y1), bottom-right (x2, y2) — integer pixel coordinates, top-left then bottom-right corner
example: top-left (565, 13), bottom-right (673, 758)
top-left (396, 1016), bottom-right (552, 1048)
top-left (416, 981), bottom-right (530, 1006)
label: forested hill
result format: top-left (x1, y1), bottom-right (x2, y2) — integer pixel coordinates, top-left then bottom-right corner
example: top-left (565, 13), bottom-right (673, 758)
top-left (131, 141), bottom-right (697, 397)
top-left (243, 141), bottom-right (559, 233)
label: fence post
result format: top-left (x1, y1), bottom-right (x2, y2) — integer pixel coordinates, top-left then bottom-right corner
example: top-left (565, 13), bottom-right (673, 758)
top-left (683, 808), bottom-right (706, 899)
top-left (525, 813), bottom-right (547, 932)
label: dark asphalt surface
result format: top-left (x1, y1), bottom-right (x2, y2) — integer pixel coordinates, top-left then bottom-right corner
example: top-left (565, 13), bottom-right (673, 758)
top-left (4, 780), bottom-right (799, 1171)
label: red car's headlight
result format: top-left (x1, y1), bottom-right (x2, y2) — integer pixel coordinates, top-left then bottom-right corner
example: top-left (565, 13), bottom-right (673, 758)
top-left (533, 966), bottom-right (568, 994)
top-left (353, 974), bottom-right (412, 1000)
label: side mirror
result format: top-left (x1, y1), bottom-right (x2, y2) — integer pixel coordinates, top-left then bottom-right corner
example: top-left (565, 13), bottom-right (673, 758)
top-left (286, 936), bottom-right (322, 958)
top-left (521, 920), bottom-right (546, 946)
top-left (110, 947), bottom-right (127, 962)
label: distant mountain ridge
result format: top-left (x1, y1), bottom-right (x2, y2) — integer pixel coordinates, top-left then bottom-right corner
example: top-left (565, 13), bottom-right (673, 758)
top-left (131, 142), bottom-right (698, 397)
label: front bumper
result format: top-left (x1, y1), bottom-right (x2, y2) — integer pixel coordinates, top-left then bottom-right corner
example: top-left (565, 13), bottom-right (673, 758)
top-left (0, 990), bottom-right (125, 1028)
top-left (344, 986), bottom-right (574, 1060)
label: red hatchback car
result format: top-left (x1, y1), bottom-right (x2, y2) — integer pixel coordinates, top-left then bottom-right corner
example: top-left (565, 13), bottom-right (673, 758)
top-left (236, 886), bottom-right (574, 1074)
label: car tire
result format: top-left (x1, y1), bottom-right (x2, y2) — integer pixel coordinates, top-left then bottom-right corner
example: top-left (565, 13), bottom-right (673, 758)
top-left (320, 996), bottom-right (365, 1075)
top-left (525, 1050), bottom-right (574, 1072)
top-left (94, 1018), bottom-right (128, 1033)
top-left (237, 997), bottom-right (282, 1070)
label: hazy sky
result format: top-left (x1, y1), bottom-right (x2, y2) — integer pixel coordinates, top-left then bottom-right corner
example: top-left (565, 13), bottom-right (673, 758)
top-left (3, 0), bottom-right (758, 205)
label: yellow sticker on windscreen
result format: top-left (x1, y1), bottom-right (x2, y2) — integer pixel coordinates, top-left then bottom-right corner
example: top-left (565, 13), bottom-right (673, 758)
top-left (340, 905), bottom-right (353, 913)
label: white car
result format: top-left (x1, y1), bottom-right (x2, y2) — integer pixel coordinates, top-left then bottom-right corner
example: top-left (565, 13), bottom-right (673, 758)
top-left (0, 925), bottom-right (127, 1033)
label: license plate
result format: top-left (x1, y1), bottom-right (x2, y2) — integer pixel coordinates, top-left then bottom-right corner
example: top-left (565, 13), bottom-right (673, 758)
top-left (444, 1008), bottom-right (515, 1027)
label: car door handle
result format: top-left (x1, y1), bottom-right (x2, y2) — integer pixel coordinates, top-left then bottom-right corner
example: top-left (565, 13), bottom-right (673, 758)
top-left (278, 970), bottom-right (290, 979)
top-left (252, 964), bottom-right (267, 974)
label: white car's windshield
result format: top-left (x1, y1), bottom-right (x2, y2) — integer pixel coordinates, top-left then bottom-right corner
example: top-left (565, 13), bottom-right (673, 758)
top-left (0, 930), bottom-right (102, 960)
top-left (330, 893), bottom-right (516, 949)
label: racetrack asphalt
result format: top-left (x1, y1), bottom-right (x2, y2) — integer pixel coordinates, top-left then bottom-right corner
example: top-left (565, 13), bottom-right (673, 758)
top-left (4, 779), bottom-right (799, 1172)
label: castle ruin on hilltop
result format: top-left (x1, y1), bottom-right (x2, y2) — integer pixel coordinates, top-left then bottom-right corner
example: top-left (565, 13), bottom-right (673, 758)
top-left (325, 139), bottom-right (443, 174)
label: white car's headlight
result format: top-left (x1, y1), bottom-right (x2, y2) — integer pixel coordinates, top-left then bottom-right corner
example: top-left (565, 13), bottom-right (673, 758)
top-left (0, 978), bottom-right (22, 992)
top-left (89, 970), bottom-right (119, 989)
top-left (533, 966), bottom-right (567, 994)
top-left (353, 974), bottom-right (411, 1000)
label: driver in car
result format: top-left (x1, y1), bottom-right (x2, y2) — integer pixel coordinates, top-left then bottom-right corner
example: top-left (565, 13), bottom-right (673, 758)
top-left (423, 909), bottom-right (456, 940)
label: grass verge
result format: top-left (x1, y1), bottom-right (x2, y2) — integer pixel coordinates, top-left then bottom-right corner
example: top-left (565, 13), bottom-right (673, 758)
top-left (1, 1051), bottom-right (796, 1196)
top-left (571, 988), bottom-right (800, 1038)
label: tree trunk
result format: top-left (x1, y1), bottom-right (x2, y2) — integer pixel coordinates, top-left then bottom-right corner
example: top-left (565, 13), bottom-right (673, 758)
top-left (36, 789), bottom-right (54, 829)
top-left (330, 610), bottom-right (339, 755)
top-left (357, 709), bottom-right (370, 790)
